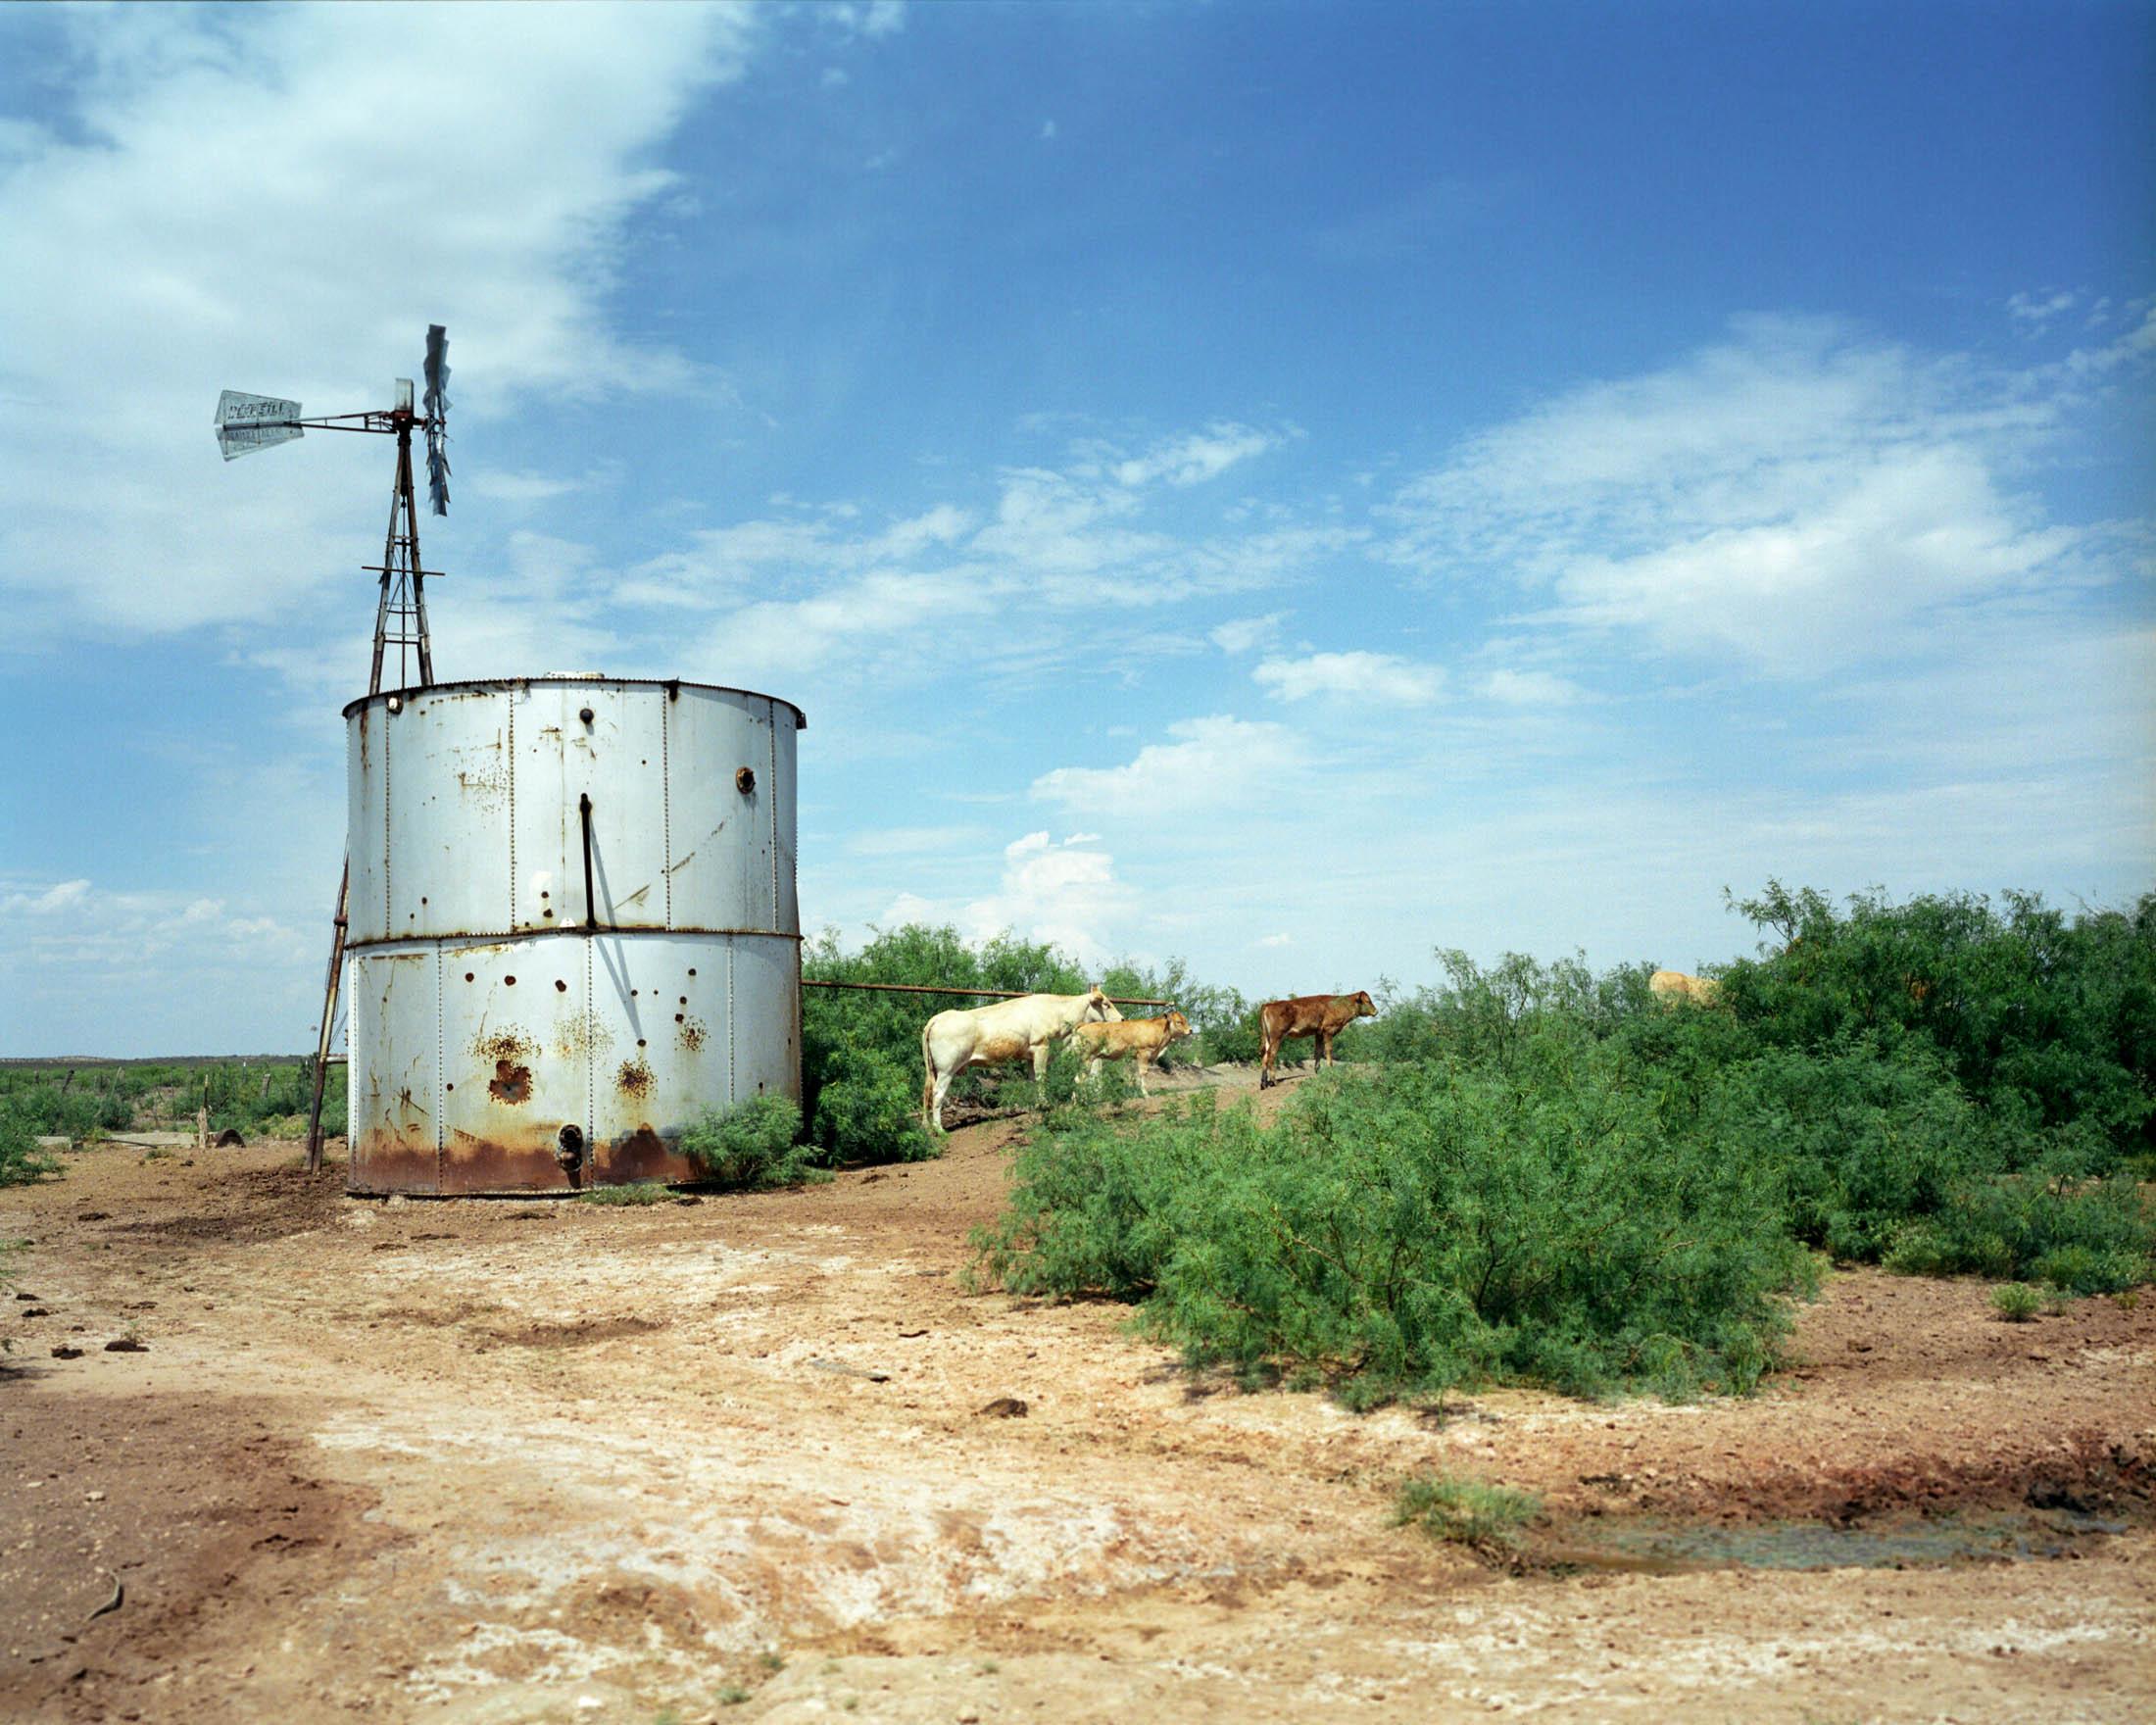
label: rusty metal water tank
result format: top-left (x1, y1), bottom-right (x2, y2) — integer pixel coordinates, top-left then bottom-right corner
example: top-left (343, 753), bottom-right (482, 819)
top-left (341, 676), bottom-right (806, 1194)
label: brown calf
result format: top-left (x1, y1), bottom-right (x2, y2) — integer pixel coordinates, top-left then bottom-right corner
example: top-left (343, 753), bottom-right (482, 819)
top-left (1258, 991), bottom-right (1376, 1088)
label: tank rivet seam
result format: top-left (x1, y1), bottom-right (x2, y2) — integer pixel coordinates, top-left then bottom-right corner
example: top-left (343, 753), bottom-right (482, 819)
top-left (508, 694), bottom-right (517, 932)
top-left (768, 698), bottom-right (779, 927)
top-left (435, 942), bottom-right (446, 1182)
top-left (662, 695), bottom-right (672, 929)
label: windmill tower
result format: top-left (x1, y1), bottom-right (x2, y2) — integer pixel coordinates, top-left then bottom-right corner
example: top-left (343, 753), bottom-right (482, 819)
top-left (215, 327), bottom-right (454, 1170)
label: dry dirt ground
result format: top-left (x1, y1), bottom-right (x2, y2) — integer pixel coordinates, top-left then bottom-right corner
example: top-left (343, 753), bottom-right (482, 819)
top-left (3, 1071), bottom-right (2152, 1724)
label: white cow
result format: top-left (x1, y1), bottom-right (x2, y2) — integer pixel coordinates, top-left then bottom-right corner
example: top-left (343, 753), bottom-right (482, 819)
top-left (920, 987), bottom-right (1121, 1132)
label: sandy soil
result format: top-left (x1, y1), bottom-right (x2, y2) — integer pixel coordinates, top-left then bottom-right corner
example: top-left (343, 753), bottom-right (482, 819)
top-left (3, 1079), bottom-right (2152, 1724)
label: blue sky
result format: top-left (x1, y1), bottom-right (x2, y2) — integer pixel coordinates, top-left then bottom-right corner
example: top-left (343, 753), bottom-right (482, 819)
top-left (0, 1), bottom-right (2149, 1055)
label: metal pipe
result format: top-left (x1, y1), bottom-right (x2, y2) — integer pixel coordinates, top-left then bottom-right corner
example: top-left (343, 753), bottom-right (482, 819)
top-left (801, 979), bottom-right (1170, 1008)
top-left (579, 791), bottom-right (598, 931)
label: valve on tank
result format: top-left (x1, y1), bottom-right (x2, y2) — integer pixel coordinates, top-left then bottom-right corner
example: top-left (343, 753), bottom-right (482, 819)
top-left (556, 1123), bottom-right (586, 1188)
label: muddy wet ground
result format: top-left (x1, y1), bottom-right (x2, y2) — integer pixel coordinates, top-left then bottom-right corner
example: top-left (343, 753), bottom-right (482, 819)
top-left (3, 1078), bottom-right (2152, 1723)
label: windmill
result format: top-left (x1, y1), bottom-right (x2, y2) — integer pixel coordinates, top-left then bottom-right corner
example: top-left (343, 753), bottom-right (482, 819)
top-left (216, 325), bottom-right (454, 1171)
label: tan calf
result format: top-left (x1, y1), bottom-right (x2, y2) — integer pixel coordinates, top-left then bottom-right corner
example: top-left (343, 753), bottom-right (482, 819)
top-left (1072, 1010), bottom-right (1192, 1097)
top-left (1648, 969), bottom-right (1723, 1007)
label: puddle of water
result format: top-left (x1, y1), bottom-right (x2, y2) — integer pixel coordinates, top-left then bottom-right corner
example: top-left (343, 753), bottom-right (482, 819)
top-left (1545, 1507), bottom-right (2132, 1574)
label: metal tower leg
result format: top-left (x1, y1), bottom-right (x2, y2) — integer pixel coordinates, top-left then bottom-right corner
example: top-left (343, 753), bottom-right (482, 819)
top-left (304, 860), bottom-right (351, 1175)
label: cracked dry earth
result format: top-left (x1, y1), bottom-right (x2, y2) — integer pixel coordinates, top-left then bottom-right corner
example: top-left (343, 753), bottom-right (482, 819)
top-left (3, 1090), bottom-right (2152, 1724)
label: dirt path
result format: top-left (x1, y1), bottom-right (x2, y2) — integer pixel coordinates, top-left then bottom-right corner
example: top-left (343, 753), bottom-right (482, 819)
top-left (3, 1107), bottom-right (2151, 1723)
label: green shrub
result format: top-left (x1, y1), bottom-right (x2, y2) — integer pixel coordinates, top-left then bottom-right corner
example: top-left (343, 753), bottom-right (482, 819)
top-left (809, 1039), bottom-right (937, 1164)
top-left (1700, 1037), bottom-right (1997, 1262)
top-left (1990, 1283), bottom-right (2042, 1322)
top-left (1721, 883), bottom-right (2156, 1166)
top-left (1880, 1169), bottom-right (2151, 1293)
top-left (1393, 1473), bottom-right (1541, 1548)
top-left (678, 1097), bottom-right (823, 1190)
top-left (0, 1105), bottom-right (61, 1188)
top-left (1197, 1010), bottom-right (1263, 1066)
top-left (976, 1051), bottom-right (1815, 1404)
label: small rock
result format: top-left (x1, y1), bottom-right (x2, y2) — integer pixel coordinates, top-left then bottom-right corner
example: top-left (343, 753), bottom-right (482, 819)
top-left (104, 1338), bottom-right (148, 1354)
top-left (978, 1397), bottom-right (1029, 1419)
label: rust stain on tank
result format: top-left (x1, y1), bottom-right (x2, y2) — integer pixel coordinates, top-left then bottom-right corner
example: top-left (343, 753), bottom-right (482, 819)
top-left (678, 1016), bottom-right (707, 1052)
top-left (556, 1009), bottom-right (611, 1060)
top-left (348, 1131), bottom-right (439, 1196)
top-left (473, 1027), bottom-right (536, 1064)
top-left (489, 1060), bottom-right (533, 1105)
top-left (616, 1058), bottom-right (654, 1100)
top-left (442, 1130), bottom-right (575, 1194)
top-left (600, 1123), bottom-right (694, 1186)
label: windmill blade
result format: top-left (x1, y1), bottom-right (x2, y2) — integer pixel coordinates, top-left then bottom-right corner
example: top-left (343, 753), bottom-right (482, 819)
top-left (422, 324), bottom-right (451, 515)
top-left (214, 389), bottom-right (303, 461)
top-left (425, 435), bottom-right (452, 516)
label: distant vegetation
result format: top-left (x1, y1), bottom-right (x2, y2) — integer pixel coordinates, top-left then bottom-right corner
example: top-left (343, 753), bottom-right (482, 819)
top-left (0, 1057), bottom-right (347, 1184)
top-left (973, 885), bottom-right (2156, 1405)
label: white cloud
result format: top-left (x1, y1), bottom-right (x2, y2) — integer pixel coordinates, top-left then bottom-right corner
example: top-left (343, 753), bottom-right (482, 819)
top-left (9, 879), bottom-right (91, 915)
top-left (2064, 303), bottom-right (2156, 377)
top-left (601, 447), bottom-right (1352, 693)
top-left (2008, 288), bottom-right (2079, 330)
top-left (1209, 612), bottom-right (1286, 654)
top-left (874, 832), bottom-right (1133, 970)
top-left (1031, 715), bottom-right (1302, 817)
top-left (1107, 422), bottom-right (1283, 489)
top-left (0, 877), bottom-right (307, 974)
top-left (1253, 651), bottom-right (1444, 705)
top-left (1378, 315), bottom-right (2122, 675)
top-left (823, 1), bottom-right (906, 39)
top-left (1547, 445), bottom-right (2073, 673)
top-left (962, 832), bottom-right (1131, 969)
